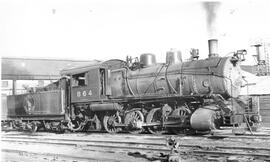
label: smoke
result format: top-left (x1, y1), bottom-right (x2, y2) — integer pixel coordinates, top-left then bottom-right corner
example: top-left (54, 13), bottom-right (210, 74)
top-left (202, 1), bottom-right (221, 38)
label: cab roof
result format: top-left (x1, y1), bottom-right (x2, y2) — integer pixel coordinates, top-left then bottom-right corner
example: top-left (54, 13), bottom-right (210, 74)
top-left (60, 59), bottom-right (126, 76)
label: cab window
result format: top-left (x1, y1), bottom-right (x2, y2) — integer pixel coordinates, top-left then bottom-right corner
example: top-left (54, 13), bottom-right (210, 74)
top-left (72, 72), bottom-right (88, 87)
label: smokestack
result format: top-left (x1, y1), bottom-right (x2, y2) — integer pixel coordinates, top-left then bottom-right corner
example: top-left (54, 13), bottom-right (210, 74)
top-left (208, 39), bottom-right (219, 58)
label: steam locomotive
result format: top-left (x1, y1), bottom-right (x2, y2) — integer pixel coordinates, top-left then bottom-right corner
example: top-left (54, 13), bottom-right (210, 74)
top-left (1, 39), bottom-right (260, 134)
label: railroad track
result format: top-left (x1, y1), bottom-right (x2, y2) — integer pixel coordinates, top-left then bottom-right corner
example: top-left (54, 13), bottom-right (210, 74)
top-left (1, 136), bottom-right (168, 162)
top-left (2, 136), bottom-right (169, 152)
top-left (2, 135), bottom-right (270, 150)
top-left (2, 148), bottom-right (115, 162)
top-left (3, 130), bottom-right (270, 141)
top-left (2, 135), bottom-right (270, 161)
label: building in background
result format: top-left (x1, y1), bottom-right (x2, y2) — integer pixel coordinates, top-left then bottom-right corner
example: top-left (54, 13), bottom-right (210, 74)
top-left (1, 57), bottom-right (99, 96)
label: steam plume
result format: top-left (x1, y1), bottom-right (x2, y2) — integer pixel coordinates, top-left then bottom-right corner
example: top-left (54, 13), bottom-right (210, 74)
top-left (202, 1), bottom-right (221, 38)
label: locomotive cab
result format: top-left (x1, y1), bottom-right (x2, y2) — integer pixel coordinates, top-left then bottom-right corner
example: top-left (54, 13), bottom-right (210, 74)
top-left (61, 64), bottom-right (110, 103)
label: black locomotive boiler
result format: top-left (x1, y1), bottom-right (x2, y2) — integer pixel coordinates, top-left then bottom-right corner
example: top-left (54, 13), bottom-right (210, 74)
top-left (1, 39), bottom-right (260, 134)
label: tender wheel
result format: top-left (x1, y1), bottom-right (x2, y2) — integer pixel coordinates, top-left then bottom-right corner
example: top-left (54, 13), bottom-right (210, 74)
top-left (1, 121), bottom-right (13, 131)
top-left (146, 108), bottom-right (166, 135)
top-left (12, 121), bottom-right (21, 130)
top-left (124, 110), bottom-right (144, 134)
top-left (170, 106), bottom-right (191, 135)
top-left (103, 114), bottom-right (122, 133)
top-left (29, 121), bottom-right (38, 132)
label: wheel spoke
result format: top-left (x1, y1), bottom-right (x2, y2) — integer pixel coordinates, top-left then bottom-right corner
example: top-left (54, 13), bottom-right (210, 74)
top-left (180, 110), bottom-right (183, 116)
top-left (135, 113), bottom-right (139, 120)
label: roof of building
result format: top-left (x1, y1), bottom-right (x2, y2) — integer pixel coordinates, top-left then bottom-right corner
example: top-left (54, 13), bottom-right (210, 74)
top-left (240, 71), bottom-right (270, 95)
top-left (2, 57), bottom-right (99, 80)
top-left (241, 65), bottom-right (257, 74)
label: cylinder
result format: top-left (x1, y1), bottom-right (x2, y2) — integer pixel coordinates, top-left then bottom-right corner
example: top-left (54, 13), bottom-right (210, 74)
top-left (166, 49), bottom-right (182, 65)
top-left (208, 39), bottom-right (219, 58)
top-left (140, 54), bottom-right (157, 67)
top-left (190, 107), bottom-right (219, 131)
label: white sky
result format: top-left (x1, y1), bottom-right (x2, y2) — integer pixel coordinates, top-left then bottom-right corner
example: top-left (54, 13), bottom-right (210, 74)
top-left (1, 0), bottom-right (270, 65)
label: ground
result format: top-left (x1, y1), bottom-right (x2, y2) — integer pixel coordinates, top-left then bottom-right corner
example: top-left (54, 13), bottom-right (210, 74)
top-left (1, 127), bottom-right (270, 162)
